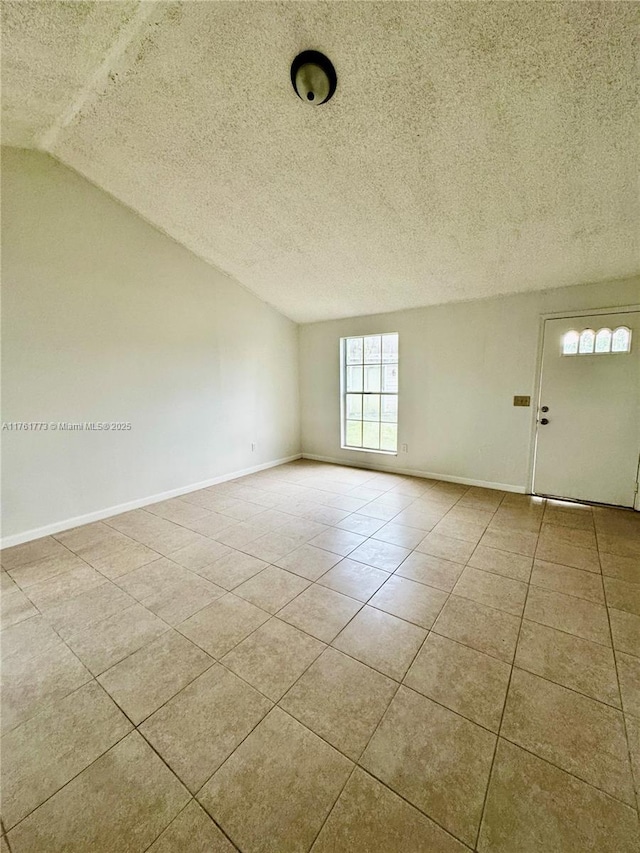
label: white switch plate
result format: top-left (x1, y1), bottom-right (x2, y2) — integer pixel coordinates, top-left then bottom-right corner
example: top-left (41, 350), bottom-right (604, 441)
top-left (401, 443), bottom-right (408, 453)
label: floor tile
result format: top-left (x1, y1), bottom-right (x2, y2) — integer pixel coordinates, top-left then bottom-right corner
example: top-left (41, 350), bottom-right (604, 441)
top-left (195, 549), bottom-right (268, 589)
top-left (447, 506), bottom-right (496, 526)
top-left (280, 647), bottom-right (396, 760)
top-left (275, 544), bottom-right (342, 581)
top-left (600, 551), bottom-right (640, 585)
top-left (416, 532), bottom-right (475, 564)
top-left (544, 502), bottom-right (593, 523)
top-left (7, 732), bottom-right (190, 853)
top-left (609, 608), bottom-right (640, 657)
top-left (1, 641), bottom-right (92, 734)
top-left (530, 559), bottom-right (604, 604)
top-left (1, 681), bottom-right (132, 828)
top-left (233, 566), bottom-right (310, 614)
top-left (178, 592), bottom-right (270, 658)
top-left (1, 569), bottom-right (17, 591)
top-left (479, 527), bottom-right (538, 557)
top-left (616, 651), bottom-right (640, 718)
top-left (140, 664), bottom-right (271, 792)
top-left (199, 707), bottom-right (352, 853)
top-left (87, 542), bottom-right (159, 579)
top-left (54, 523), bottom-right (132, 561)
top-left (23, 564), bottom-right (106, 611)
top-left (361, 686), bottom-right (496, 847)
top-left (393, 505), bottom-right (444, 530)
top-left (535, 539), bottom-right (601, 574)
top-left (433, 594), bottom-right (520, 662)
top-left (626, 714), bottom-right (640, 808)
top-left (478, 738), bottom-right (639, 853)
top-left (0, 587), bottom-right (38, 628)
top-left (468, 545), bottom-right (532, 582)
top-left (597, 533), bottom-right (640, 560)
top-left (115, 557), bottom-right (194, 601)
top-left (332, 605), bottom-right (426, 680)
top-left (371, 522), bottom-right (425, 549)
top-left (337, 513), bottom-right (387, 536)
top-left (144, 527), bottom-right (208, 557)
top-left (242, 531), bottom-right (301, 563)
top-left (184, 511), bottom-right (237, 539)
top-left (309, 528), bottom-right (367, 556)
top-left (357, 501), bottom-right (402, 521)
top-left (221, 617), bottom-right (325, 700)
top-left (213, 521), bottom-right (264, 549)
top-left (604, 576), bottom-right (640, 616)
top-left (501, 668), bottom-right (634, 804)
top-left (524, 586), bottom-right (611, 646)
top-left (1, 536), bottom-right (69, 570)
top-left (453, 566), bottom-right (527, 616)
top-left (141, 573), bottom-right (225, 626)
top-left (394, 551), bottom-right (463, 591)
top-left (311, 768), bottom-right (468, 853)
top-left (0, 614), bottom-right (60, 663)
top-left (42, 581), bottom-right (134, 639)
top-left (368, 575), bottom-right (448, 628)
top-left (515, 619), bottom-right (620, 707)
top-left (405, 633), bottom-right (511, 731)
top-left (168, 539), bottom-right (231, 571)
top-left (7, 549), bottom-right (87, 589)
top-left (147, 801), bottom-right (237, 853)
top-left (431, 517), bottom-right (486, 544)
top-left (98, 631), bottom-right (213, 724)
top-left (318, 558), bottom-right (388, 601)
top-left (348, 539), bottom-right (411, 572)
top-left (539, 522), bottom-right (598, 551)
top-left (277, 584), bottom-right (361, 642)
top-left (304, 505), bottom-right (350, 526)
top-left (327, 494), bottom-right (369, 512)
top-left (65, 602), bottom-right (169, 675)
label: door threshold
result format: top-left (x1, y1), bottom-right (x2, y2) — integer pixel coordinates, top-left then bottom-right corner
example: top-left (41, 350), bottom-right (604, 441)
top-left (532, 492), bottom-right (636, 511)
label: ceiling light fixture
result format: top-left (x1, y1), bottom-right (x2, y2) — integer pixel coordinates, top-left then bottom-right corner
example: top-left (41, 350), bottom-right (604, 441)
top-left (291, 50), bottom-right (337, 105)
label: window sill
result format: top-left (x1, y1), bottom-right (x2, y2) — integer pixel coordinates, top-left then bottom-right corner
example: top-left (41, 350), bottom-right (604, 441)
top-left (341, 445), bottom-right (398, 457)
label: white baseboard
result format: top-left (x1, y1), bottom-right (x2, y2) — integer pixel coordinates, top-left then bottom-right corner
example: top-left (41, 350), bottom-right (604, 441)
top-left (302, 453), bottom-right (526, 494)
top-left (1, 453), bottom-right (303, 549)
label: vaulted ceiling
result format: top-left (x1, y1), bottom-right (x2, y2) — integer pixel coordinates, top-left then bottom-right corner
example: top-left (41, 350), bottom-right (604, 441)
top-left (2, 1), bottom-right (638, 322)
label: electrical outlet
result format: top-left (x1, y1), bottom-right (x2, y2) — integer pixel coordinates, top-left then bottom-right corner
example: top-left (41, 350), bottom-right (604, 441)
top-left (251, 442), bottom-right (257, 452)
top-left (513, 396), bottom-right (531, 407)
top-left (401, 443), bottom-right (408, 453)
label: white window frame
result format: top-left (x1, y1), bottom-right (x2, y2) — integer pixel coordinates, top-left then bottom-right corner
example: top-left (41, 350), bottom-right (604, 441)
top-left (339, 333), bottom-right (399, 455)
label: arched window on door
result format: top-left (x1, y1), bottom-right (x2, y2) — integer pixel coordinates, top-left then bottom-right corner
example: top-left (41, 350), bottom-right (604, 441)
top-left (562, 326), bottom-right (631, 355)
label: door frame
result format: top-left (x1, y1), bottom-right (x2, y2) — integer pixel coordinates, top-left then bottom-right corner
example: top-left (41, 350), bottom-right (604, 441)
top-left (526, 303), bottom-right (640, 507)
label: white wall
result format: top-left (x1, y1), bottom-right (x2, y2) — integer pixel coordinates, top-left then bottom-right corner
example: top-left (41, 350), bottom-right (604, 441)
top-left (1, 148), bottom-right (300, 543)
top-left (300, 278), bottom-right (640, 491)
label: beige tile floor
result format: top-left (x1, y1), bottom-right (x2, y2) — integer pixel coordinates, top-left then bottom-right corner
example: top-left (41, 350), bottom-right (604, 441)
top-left (1, 460), bottom-right (639, 852)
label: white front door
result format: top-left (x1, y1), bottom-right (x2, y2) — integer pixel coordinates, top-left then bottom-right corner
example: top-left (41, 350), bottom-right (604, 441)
top-left (533, 311), bottom-right (640, 507)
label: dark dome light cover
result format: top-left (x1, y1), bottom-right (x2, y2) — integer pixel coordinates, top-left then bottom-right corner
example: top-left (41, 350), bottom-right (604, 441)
top-left (291, 50), bottom-right (337, 105)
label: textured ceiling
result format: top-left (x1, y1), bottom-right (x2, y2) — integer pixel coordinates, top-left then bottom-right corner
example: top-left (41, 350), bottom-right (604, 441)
top-left (2, 1), bottom-right (639, 322)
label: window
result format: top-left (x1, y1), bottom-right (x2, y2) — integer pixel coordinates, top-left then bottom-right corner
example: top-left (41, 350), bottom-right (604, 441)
top-left (562, 326), bottom-right (631, 355)
top-left (341, 333), bottom-right (398, 452)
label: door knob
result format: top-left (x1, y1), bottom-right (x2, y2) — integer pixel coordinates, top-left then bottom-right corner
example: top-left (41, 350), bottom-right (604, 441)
top-left (541, 406), bottom-right (549, 413)
top-left (540, 418), bottom-right (549, 425)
